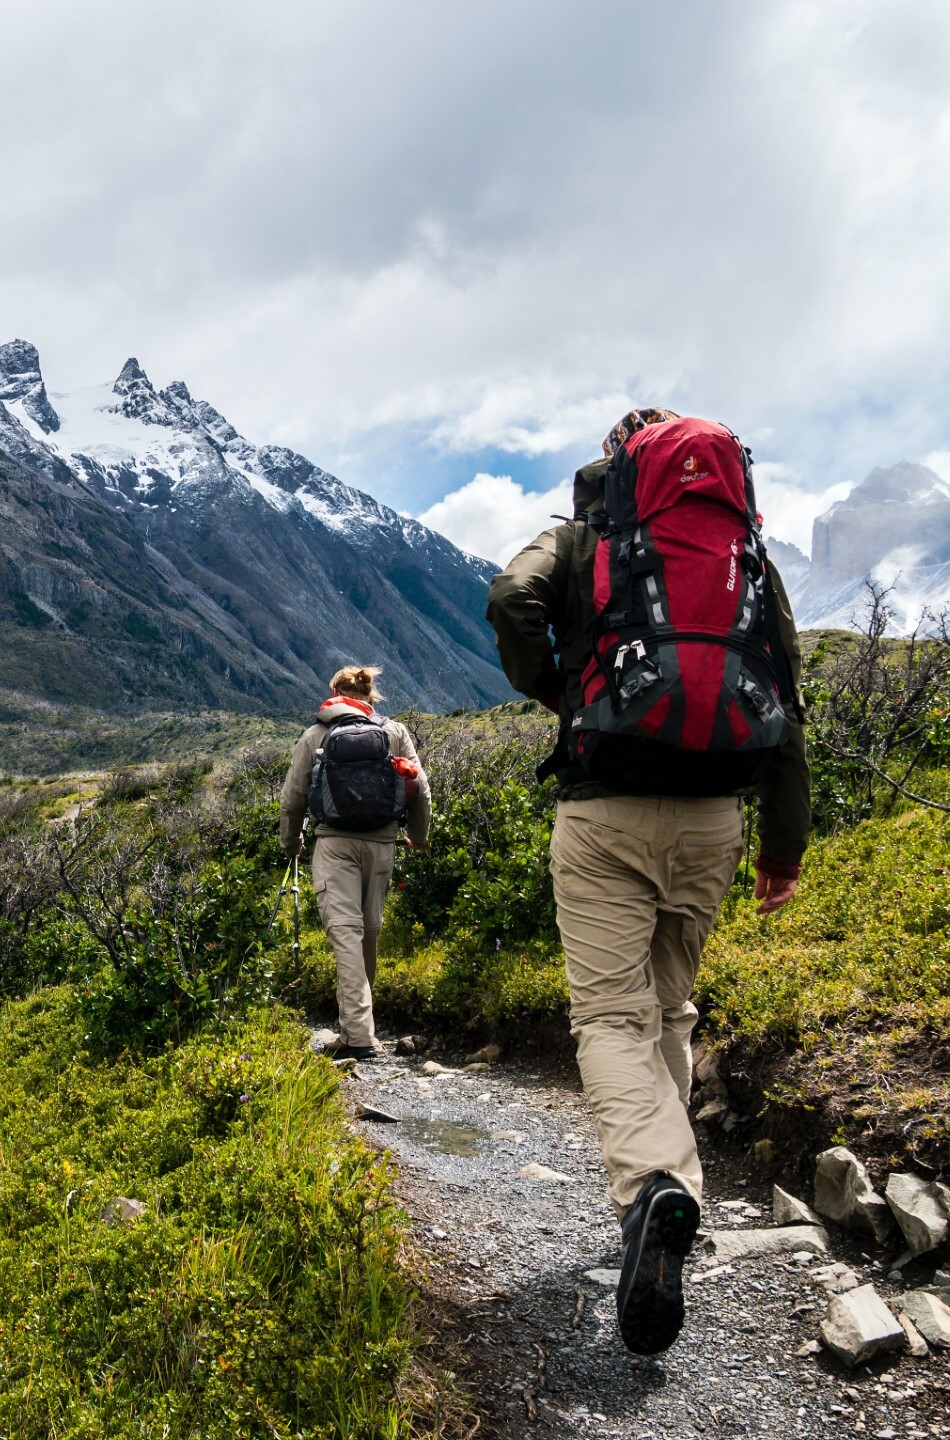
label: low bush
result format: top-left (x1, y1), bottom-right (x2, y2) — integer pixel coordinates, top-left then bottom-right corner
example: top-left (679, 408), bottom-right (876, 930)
top-left (388, 710), bottom-right (557, 952)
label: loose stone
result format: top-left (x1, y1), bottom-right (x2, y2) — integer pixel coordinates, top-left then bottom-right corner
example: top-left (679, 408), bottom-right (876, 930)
top-left (518, 1162), bottom-right (574, 1184)
top-left (885, 1173), bottom-right (950, 1256)
top-left (900, 1291), bottom-right (950, 1349)
top-left (897, 1311), bottom-right (930, 1358)
top-left (813, 1147), bottom-right (894, 1243)
top-left (819, 1284), bottom-right (905, 1367)
top-left (773, 1184), bottom-right (822, 1227)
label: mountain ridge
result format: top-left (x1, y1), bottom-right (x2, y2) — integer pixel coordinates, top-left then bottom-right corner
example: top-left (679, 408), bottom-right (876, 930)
top-left (0, 340), bottom-right (508, 717)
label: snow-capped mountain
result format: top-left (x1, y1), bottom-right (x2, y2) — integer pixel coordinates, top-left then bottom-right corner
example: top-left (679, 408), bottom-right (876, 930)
top-left (792, 461), bottom-right (950, 631)
top-left (0, 340), bottom-right (509, 715)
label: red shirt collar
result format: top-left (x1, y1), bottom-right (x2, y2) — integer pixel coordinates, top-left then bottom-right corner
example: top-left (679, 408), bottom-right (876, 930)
top-left (318, 696), bottom-right (374, 718)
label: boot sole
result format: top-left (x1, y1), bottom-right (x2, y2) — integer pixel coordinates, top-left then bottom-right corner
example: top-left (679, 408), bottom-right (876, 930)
top-left (617, 1187), bottom-right (700, 1355)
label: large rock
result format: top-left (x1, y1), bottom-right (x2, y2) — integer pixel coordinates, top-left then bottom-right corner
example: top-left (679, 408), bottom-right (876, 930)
top-left (900, 1291), bottom-right (950, 1349)
top-left (773, 1185), bottom-right (821, 1227)
top-left (885, 1173), bottom-right (950, 1256)
top-left (711, 1224), bottom-right (829, 1261)
top-left (696, 1098), bottom-right (729, 1124)
top-left (813, 1147), bottom-right (894, 1243)
top-left (819, 1284), bottom-right (905, 1367)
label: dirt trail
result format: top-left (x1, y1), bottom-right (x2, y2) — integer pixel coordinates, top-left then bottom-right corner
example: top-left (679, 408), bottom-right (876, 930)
top-left (339, 1040), bottom-right (950, 1439)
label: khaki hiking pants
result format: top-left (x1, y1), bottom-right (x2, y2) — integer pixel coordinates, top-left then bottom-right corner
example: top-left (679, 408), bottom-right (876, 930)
top-left (312, 836), bottom-right (395, 1048)
top-left (550, 793), bottom-right (744, 1221)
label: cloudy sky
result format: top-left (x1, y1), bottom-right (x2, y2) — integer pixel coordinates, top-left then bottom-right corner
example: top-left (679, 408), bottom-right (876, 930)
top-left (3, 0), bottom-right (950, 563)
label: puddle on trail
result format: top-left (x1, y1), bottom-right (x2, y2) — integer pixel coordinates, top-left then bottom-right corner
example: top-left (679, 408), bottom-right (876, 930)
top-left (399, 1118), bottom-right (490, 1156)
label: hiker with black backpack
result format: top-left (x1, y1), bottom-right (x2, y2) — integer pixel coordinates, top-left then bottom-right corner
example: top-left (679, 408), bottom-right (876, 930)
top-left (279, 666), bottom-right (431, 1061)
top-left (487, 408), bottom-right (810, 1357)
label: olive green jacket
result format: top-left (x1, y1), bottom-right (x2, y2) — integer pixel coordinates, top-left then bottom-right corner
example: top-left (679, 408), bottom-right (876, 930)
top-left (486, 463), bottom-right (810, 867)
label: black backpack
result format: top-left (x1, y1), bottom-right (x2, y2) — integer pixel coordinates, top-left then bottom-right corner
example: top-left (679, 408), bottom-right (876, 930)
top-left (308, 716), bottom-right (409, 831)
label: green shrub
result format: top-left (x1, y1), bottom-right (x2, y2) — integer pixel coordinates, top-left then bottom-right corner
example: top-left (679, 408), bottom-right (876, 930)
top-left (389, 713), bottom-right (556, 951)
top-left (69, 851), bottom-right (276, 1052)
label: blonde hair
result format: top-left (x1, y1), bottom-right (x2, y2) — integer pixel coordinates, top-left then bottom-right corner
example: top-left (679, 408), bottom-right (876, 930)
top-left (330, 665), bottom-right (383, 703)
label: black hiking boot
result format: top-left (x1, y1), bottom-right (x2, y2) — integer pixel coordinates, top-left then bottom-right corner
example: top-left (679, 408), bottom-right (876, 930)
top-left (616, 1175), bottom-right (700, 1355)
top-left (324, 1042), bottom-right (378, 1062)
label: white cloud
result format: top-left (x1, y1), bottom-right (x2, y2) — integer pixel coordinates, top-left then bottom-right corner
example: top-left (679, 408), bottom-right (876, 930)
top-left (418, 473), bottom-right (573, 566)
top-left (753, 463), bottom-right (854, 557)
top-left (424, 461), bottom-right (857, 566)
top-left (923, 450), bottom-right (950, 482)
top-left (3, 0), bottom-right (950, 508)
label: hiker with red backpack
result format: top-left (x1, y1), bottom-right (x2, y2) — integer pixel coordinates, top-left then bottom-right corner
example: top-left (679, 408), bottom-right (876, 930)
top-left (487, 408), bottom-right (809, 1356)
top-left (280, 665), bottom-right (431, 1061)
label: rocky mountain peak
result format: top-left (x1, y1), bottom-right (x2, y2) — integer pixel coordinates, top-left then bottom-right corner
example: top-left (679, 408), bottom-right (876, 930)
top-left (113, 357), bottom-right (150, 388)
top-left (111, 356), bottom-right (179, 427)
top-left (846, 461), bottom-right (950, 508)
top-left (0, 338), bottom-right (60, 434)
top-left (0, 345), bottom-right (511, 715)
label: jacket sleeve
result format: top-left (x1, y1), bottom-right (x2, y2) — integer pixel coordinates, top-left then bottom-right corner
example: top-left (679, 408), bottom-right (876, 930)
top-left (755, 562), bottom-right (811, 870)
top-left (279, 729), bottom-right (317, 856)
top-left (486, 526), bottom-right (572, 702)
top-left (390, 723), bottom-right (432, 846)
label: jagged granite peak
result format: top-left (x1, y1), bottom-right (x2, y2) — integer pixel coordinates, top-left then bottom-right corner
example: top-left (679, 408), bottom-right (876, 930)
top-left (811, 460), bottom-right (950, 588)
top-left (191, 397), bottom-right (240, 446)
top-left (163, 380), bottom-right (192, 404)
top-left (111, 356), bottom-right (182, 428)
top-left (0, 339), bottom-right (60, 433)
top-left (113, 356), bottom-right (150, 388)
top-left (845, 460), bottom-right (950, 508)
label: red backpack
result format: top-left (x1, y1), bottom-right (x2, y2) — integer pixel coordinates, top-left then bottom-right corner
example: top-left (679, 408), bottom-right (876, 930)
top-left (568, 416), bottom-right (792, 795)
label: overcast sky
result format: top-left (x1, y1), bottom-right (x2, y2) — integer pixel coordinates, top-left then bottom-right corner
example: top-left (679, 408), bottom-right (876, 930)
top-left (3, 0), bottom-right (950, 563)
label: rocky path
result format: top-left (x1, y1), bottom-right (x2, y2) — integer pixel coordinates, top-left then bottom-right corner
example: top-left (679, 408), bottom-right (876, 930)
top-left (337, 1040), bottom-right (950, 1440)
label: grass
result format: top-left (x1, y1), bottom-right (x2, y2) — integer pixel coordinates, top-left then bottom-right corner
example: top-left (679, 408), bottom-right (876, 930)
top-left (698, 802), bottom-right (950, 1044)
top-left (0, 996), bottom-right (417, 1439)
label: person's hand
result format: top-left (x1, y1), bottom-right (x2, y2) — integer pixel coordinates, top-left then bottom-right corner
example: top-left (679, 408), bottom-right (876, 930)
top-left (754, 868), bottom-right (798, 915)
top-left (403, 838), bottom-right (428, 851)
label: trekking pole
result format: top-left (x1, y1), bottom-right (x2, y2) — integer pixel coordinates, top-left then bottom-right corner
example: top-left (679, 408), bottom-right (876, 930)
top-left (292, 848), bottom-right (301, 1005)
top-left (266, 859), bottom-right (294, 937)
top-left (265, 816), bottom-right (311, 940)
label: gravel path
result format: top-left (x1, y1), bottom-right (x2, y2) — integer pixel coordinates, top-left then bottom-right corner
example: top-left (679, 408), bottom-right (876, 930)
top-left (340, 1041), bottom-right (950, 1439)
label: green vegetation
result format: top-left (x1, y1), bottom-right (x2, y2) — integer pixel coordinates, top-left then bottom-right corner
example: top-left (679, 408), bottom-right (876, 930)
top-left (0, 751), bottom-right (424, 1438)
top-left (699, 806), bottom-right (950, 1045)
top-left (1, 604), bottom-right (948, 1423)
top-left (0, 999), bottom-right (413, 1439)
